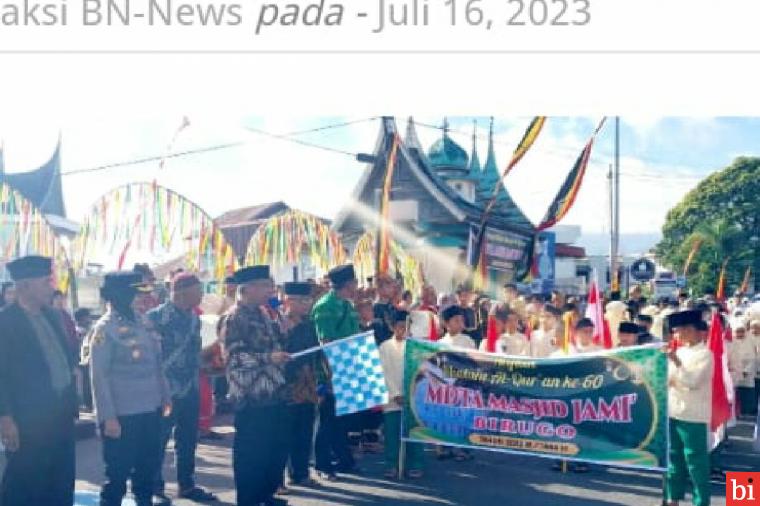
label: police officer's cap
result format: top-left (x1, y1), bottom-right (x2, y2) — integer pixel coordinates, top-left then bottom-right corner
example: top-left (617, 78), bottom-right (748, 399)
top-left (327, 264), bottom-right (356, 285)
top-left (667, 310), bottom-right (703, 330)
top-left (442, 305), bottom-right (465, 322)
top-left (233, 265), bottom-right (270, 284)
top-left (101, 271), bottom-right (152, 300)
top-left (284, 282), bottom-right (312, 296)
top-left (6, 255), bottom-right (52, 281)
top-left (619, 322), bottom-right (640, 334)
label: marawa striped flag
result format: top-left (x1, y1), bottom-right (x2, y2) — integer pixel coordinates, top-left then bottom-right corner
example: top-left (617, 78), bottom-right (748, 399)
top-left (739, 266), bottom-right (752, 294)
top-left (378, 135), bottom-right (400, 275)
top-left (716, 258), bottom-right (729, 302)
top-left (682, 237), bottom-right (703, 276)
top-left (536, 118), bottom-right (606, 232)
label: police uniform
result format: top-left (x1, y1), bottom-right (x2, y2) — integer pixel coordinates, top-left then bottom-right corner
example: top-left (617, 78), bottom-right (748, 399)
top-left (90, 272), bottom-right (170, 506)
top-left (311, 264), bottom-right (361, 477)
top-left (224, 265), bottom-right (290, 506)
top-left (0, 256), bottom-right (77, 506)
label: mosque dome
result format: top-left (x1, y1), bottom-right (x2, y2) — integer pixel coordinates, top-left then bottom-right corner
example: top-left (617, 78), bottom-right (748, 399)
top-left (428, 121), bottom-right (469, 173)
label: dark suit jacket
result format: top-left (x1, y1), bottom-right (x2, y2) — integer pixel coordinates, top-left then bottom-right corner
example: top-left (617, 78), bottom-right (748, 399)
top-left (0, 303), bottom-right (78, 433)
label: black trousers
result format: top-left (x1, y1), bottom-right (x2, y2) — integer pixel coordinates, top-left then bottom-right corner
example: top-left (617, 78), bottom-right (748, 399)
top-left (233, 404), bottom-right (289, 506)
top-left (156, 390), bottom-right (200, 493)
top-left (315, 393), bottom-right (355, 473)
top-left (0, 413), bottom-right (75, 506)
top-left (100, 410), bottom-right (162, 506)
top-left (288, 403), bottom-right (316, 482)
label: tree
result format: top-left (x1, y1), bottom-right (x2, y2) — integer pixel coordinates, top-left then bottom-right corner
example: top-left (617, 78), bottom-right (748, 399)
top-left (656, 157), bottom-right (760, 296)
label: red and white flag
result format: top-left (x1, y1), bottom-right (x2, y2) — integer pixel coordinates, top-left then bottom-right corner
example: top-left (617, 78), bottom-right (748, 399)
top-left (708, 311), bottom-right (733, 432)
top-left (585, 275), bottom-right (612, 348)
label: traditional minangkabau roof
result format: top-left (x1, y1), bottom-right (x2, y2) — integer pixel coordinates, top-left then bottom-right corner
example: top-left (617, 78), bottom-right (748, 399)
top-left (332, 117), bottom-right (535, 238)
top-left (476, 117), bottom-right (533, 229)
top-left (468, 120), bottom-right (481, 175)
top-left (0, 137), bottom-right (66, 218)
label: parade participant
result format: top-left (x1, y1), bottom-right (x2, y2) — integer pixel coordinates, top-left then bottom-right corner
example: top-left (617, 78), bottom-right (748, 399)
top-left (662, 309), bottom-right (713, 506)
top-left (618, 321), bottom-right (640, 347)
top-left (281, 282), bottom-right (320, 488)
top-left (606, 293), bottom-right (629, 347)
top-left (550, 317), bottom-right (600, 473)
top-left (626, 284), bottom-right (644, 319)
top-left (503, 282), bottom-right (519, 305)
top-left (224, 265), bottom-right (291, 506)
top-left (531, 305), bottom-right (562, 358)
top-left (440, 305), bottom-right (477, 350)
top-left (147, 273), bottom-right (217, 504)
top-left (76, 307), bottom-right (95, 411)
top-left (455, 283), bottom-right (481, 346)
top-left (409, 284), bottom-right (441, 340)
top-left (311, 264), bottom-right (362, 480)
top-left (89, 271), bottom-right (171, 506)
top-left (133, 263), bottom-right (161, 316)
top-left (560, 318), bottom-right (603, 355)
top-left (0, 255), bottom-right (78, 506)
top-left (0, 281), bottom-right (16, 308)
top-left (357, 298), bottom-right (375, 331)
top-left (439, 305), bottom-right (475, 461)
top-left (636, 314), bottom-right (656, 344)
top-left (551, 290), bottom-right (566, 309)
top-left (480, 305), bottom-right (529, 356)
top-left (750, 319), bottom-right (760, 403)
top-left (379, 309), bottom-right (424, 479)
top-left (53, 289), bottom-right (80, 361)
top-left (729, 322), bottom-right (757, 416)
top-left (399, 289), bottom-right (414, 310)
top-left (372, 274), bottom-right (397, 346)
top-left (479, 303), bottom-right (508, 353)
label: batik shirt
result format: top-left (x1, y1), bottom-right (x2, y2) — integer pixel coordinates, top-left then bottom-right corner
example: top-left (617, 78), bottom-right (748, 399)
top-left (225, 303), bottom-right (288, 407)
top-left (285, 317), bottom-right (321, 404)
top-left (147, 302), bottom-right (201, 399)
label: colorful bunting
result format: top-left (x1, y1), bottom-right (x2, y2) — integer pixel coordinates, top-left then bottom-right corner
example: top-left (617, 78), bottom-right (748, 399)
top-left (245, 210), bottom-right (346, 272)
top-left (72, 182), bottom-right (237, 287)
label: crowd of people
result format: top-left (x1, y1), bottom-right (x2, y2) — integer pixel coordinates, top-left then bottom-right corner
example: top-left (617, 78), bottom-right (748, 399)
top-left (0, 253), bottom-right (757, 506)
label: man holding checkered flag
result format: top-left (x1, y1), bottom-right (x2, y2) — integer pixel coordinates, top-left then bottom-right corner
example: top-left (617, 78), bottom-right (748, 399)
top-left (311, 264), bottom-right (364, 480)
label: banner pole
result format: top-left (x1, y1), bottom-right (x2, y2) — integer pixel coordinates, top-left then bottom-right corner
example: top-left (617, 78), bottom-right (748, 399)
top-left (398, 411), bottom-right (406, 479)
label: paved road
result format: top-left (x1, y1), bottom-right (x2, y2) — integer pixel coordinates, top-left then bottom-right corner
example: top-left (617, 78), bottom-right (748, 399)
top-left (3, 416), bottom-right (753, 505)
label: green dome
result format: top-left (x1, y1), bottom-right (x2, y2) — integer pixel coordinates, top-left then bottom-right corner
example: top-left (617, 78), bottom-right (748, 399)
top-left (428, 131), bottom-right (469, 172)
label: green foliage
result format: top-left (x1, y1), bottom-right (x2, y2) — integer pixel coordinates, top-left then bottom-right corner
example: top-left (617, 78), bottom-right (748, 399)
top-left (656, 157), bottom-right (760, 295)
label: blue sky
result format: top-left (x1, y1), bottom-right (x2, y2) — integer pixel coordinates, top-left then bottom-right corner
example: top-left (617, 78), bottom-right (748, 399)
top-left (0, 116), bottom-right (757, 249)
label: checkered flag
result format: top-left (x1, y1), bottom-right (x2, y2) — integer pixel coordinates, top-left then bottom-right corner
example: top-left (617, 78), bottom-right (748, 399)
top-left (324, 331), bottom-right (389, 416)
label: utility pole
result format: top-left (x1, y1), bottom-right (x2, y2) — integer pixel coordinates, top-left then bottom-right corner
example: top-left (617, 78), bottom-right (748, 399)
top-left (607, 164), bottom-right (614, 291)
top-left (611, 117), bottom-right (621, 293)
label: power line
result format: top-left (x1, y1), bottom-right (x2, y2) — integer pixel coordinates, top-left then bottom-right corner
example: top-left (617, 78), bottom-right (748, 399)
top-left (61, 117), bottom-right (379, 177)
top-left (283, 117), bottom-right (379, 136)
top-left (415, 120), bottom-right (705, 183)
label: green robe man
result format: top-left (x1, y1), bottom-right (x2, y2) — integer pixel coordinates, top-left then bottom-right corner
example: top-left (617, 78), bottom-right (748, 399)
top-left (309, 264), bottom-right (361, 478)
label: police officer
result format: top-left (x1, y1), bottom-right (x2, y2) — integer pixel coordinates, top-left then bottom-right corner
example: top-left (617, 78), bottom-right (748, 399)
top-left (0, 255), bottom-right (78, 506)
top-left (89, 271), bottom-right (171, 506)
top-left (224, 265), bottom-right (291, 506)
